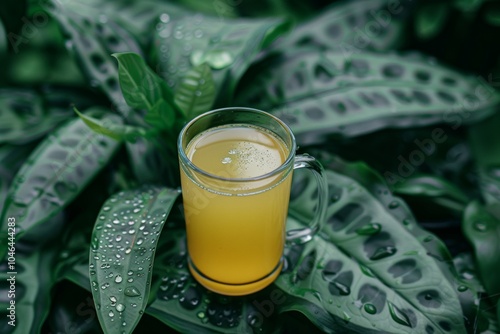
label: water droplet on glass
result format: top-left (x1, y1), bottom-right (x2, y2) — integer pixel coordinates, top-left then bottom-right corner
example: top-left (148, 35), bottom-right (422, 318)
top-left (364, 303), bottom-right (377, 314)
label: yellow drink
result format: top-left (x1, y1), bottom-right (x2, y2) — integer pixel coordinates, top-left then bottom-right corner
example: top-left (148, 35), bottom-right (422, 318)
top-left (180, 124), bottom-right (292, 295)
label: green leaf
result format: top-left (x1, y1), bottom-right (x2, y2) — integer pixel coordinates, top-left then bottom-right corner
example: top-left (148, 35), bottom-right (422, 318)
top-left (112, 52), bottom-right (172, 111)
top-left (289, 169), bottom-right (468, 333)
top-left (392, 174), bottom-right (469, 214)
top-left (0, 144), bottom-right (35, 214)
top-left (0, 242), bottom-right (60, 334)
top-left (0, 115), bottom-right (122, 245)
top-left (463, 201), bottom-right (500, 302)
top-left (484, 5), bottom-right (500, 26)
top-left (236, 50), bottom-right (500, 145)
top-left (89, 186), bottom-right (180, 334)
top-left (280, 0), bottom-right (407, 52)
top-left (0, 88), bottom-right (88, 144)
top-left (415, 4), bottom-right (449, 40)
top-left (153, 14), bottom-right (291, 105)
top-left (468, 112), bottom-right (500, 205)
top-left (174, 63), bottom-right (216, 120)
top-left (74, 107), bottom-right (157, 142)
top-left (144, 99), bottom-right (176, 130)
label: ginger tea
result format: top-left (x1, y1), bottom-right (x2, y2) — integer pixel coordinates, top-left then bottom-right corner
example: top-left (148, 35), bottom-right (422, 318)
top-left (180, 124), bottom-right (292, 294)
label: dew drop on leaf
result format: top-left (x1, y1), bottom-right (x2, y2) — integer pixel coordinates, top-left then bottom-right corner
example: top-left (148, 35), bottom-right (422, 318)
top-left (473, 221), bottom-right (488, 232)
top-left (388, 201), bottom-right (399, 209)
top-left (388, 302), bottom-right (412, 327)
top-left (109, 311), bottom-right (114, 317)
top-left (124, 286), bottom-right (141, 297)
top-left (364, 303), bottom-right (377, 314)
top-left (115, 275), bottom-right (123, 283)
top-left (116, 303), bottom-right (125, 312)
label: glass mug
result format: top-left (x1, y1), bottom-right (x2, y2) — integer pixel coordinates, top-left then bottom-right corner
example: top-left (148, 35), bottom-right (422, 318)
top-left (178, 107), bottom-right (328, 296)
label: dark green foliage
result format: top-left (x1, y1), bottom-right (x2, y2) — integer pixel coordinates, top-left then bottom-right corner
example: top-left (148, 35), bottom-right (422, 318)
top-left (1, 0), bottom-right (500, 333)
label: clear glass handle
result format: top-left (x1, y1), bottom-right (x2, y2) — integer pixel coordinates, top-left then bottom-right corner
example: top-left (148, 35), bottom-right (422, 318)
top-left (286, 154), bottom-right (328, 244)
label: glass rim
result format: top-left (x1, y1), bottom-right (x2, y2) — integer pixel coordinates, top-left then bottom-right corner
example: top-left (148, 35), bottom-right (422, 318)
top-left (178, 107), bottom-right (297, 182)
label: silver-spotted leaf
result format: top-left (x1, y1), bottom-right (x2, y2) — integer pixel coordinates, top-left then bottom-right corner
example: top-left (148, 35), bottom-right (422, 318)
top-left (47, 0), bottom-right (143, 123)
top-left (235, 50), bottom-right (500, 145)
top-left (280, 0), bottom-right (408, 52)
top-left (289, 169), bottom-right (468, 333)
top-left (0, 241), bottom-right (60, 334)
top-left (0, 88), bottom-right (76, 143)
top-left (0, 115), bottom-right (122, 243)
top-left (89, 186), bottom-right (179, 334)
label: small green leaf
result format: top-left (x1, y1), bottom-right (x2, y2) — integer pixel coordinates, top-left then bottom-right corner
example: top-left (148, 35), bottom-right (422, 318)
top-left (0, 115), bottom-right (122, 243)
top-left (415, 3), bottom-right (449, 40)
top-left (174, 63), bottom-right (216, 120)
top-left (463, 201), bottom-right (500, 301)
top-left (74, 107), bottom-right (157, 142)
top-left (144, 99), bottom-right (176, 130)
top-left (89, 186), bottom-right (180, 334)
top-left (112, 52), bottom-right (172, 111)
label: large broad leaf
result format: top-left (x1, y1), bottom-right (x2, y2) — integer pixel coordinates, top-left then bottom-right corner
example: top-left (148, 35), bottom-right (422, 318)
top-left (287, 168), bottom-right (472, 333)
top-left (47, 0), bottom-right (143, 123)
top-left (468, 112), bottom-right (500, 205)
top-left (279, 0), bottom-right (410, 53)
top-left (235, 50), bottom-right (500, 145)
top-left (463, 201), bottom-right (500, 303)
top-left (89, 186), bottom-right (179, 334)
top-left (0, 115), bottom-right (121, 251)
top-left (0, 87), bottom-right (97, 144)
top-left (152, 13), bottom-right (291, 105)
